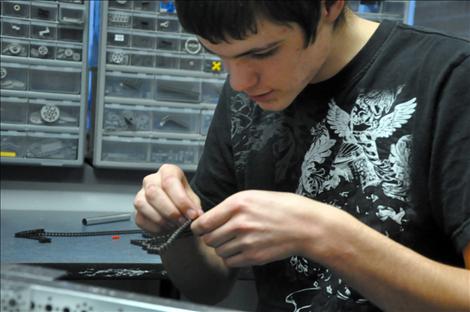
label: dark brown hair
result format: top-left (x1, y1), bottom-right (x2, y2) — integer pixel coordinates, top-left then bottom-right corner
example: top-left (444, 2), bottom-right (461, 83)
top-left (175, 1), bottom-right (346, 47)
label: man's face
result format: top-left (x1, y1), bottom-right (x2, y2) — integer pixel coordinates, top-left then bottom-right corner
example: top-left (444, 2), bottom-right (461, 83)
top-left (199, 17), bottom-right (335, 111)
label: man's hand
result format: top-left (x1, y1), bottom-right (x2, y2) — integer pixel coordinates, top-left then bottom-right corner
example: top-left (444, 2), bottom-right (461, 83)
top-left (191, 190), bottom-right (341, 267)
top-left (134, 164), bottom-right (204, 234)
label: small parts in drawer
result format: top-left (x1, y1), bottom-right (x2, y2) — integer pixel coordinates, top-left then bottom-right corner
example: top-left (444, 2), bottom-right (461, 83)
top-left (3, 21), bottom-right (29, 37)
top-left (2, 2), bottom-right (30, 18)
top-left (109, 50), bottom-right (129, 65)
top-left (2, 42), bottom-right (27, 57)
top-left (31, 25), bottom-right (55, 40)
top-left (29, 104), bottom-right (78, 126)
top-left (109, 12), bottom-right (131, 27)
top-left (26, 139), bottom-right (77, 159)
top-left (60, 8), bottom-right (84, 24)
top-left (159, 115), bottom-right (189, 130)
top-left (105, 110), bottom-right (151, 131)
top-left (30, 44), bottom-right (52, 59)
top-left (56, 47), bottom-right (81, 61)
top-left (0, 67), bottom-right (26, 90)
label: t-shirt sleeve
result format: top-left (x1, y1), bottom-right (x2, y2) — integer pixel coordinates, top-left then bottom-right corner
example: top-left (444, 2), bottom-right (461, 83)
top-left (430, 55), bottom-right (470, 253)
top-left (190, 80), bottom-right (238, 211)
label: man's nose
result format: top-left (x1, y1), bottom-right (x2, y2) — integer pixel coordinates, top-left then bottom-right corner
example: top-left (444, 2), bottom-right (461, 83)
top-left (226, 60), bottom-right (258, 93)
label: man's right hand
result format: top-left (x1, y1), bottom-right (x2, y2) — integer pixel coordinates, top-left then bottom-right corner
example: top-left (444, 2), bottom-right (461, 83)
top-left (134, 164), bottom-right (203, 234)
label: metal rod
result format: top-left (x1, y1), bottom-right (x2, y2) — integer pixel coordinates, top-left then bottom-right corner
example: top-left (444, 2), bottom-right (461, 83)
top-left (82, 213), bottom-right (131, 225)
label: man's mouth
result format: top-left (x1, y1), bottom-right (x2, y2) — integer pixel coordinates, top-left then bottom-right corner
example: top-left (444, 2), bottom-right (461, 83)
top-left (248, 90), bottom-right (274, 103)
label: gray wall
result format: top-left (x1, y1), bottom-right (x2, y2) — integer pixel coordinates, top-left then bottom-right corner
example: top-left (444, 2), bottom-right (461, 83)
top-left (414, 0), bottom-right (470, 38)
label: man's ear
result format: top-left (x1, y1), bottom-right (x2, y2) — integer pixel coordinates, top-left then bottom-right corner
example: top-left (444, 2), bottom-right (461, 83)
top-left (323, 0), bottom-right (346, 24)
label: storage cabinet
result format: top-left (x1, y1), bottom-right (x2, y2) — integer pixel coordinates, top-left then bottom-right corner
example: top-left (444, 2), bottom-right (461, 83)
top-left (0, 0), bottom-right (89, 166)
top-left (94, 0), bottom-right (225, 169)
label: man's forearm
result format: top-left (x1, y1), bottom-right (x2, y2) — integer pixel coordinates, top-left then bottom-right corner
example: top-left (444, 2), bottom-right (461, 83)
top-left (312, 210), bottom-right (470, 311)
top-left (161, 235), bottom-right (239, 305)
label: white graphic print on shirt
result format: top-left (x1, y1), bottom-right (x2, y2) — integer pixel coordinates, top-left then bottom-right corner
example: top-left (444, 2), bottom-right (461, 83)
top-left (287, 86), bottom-right (417, 310)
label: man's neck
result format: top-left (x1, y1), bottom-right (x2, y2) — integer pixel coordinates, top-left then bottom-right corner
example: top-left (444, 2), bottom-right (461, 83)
top-left (317, 13), bottom-right (380, 83)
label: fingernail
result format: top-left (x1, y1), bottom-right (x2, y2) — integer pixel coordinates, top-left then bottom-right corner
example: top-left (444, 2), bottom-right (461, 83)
top-left (178, 216), bottom-right (187, 225)
top-left (186, 209), bottom-right (197, 220)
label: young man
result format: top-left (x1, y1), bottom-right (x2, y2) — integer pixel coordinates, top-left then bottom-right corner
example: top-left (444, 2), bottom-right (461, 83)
top-left (134, 1), bottom-right (470, 311)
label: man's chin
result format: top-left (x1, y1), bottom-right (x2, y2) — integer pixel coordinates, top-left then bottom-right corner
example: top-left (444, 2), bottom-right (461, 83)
top-left (254, 98), bottom-right (292, 112)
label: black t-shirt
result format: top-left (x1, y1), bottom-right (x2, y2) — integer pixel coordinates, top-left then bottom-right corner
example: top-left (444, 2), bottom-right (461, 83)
top-left (191, 20), bottom-right (470, 311)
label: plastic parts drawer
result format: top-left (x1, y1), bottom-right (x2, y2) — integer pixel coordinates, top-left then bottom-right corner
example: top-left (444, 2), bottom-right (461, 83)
top-left (30, 22), bottom-right (57, 41)
top-left (0, 97), bottom-right (29, 125)
top-left (101, 137), bottom-right (149, 162)
top-left (103, 104), bottom-right (152, 132)
top-left (28, 99), bottom-right (81, 127)
top-left (202, 79), bottom-right (224, 104)
top-left (1, 63), bottom-right (28, 91)
top-left (1, 131), bottom-right (27, 158)
top-left (25, 132), bottom-right (79, 160)
top-left (152, 106), bottom-right (201, 134)
top-left (2, 1), bottom-right (30, 19)
top-left (2, 19), bottom-right (30, 38)
top-left (200, 110), bottom-right (215, 136)
top-left (30, 2), bottom-right (58, 22)
top-left (150, 138), bottom-right (201, 165)
top-left (105, 71), bottom-right (155, 99)
top-left (29, 65), bottom-right (82, 94)
top-left (1, 38), bottom-right (29, 58)
top-left (155, 75), bottom-right (201, 103)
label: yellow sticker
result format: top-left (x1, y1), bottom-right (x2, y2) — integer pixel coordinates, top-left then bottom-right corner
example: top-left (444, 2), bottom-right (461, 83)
top-left (211, 61), bottom-right (222, 72)
top-left (0, 151), bottom-right (17, 157)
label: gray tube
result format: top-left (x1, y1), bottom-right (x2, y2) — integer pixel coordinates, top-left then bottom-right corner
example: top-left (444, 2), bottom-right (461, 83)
top-left (82, 213), bottom-right (131, 225)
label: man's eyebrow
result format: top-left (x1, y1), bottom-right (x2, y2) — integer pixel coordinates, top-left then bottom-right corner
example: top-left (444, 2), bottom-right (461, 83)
top-left (202, 40), bottom-right (283, 59)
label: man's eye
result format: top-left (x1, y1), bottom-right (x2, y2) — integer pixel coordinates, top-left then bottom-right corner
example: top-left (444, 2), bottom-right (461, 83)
top-left (251, 48), bottom-right (277, 59)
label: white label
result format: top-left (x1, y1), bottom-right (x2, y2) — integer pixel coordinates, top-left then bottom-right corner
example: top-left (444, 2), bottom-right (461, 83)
top-left (114, 34), bottom-right (125, 42)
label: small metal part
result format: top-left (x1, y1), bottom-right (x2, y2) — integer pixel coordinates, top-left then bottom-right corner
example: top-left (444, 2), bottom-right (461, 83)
top-left (38, 27), bottom-right (50, 37)
top-left (116, 0), bottom-right (128, 4)
top-left (64, 48), bottom-right (74, 57)
top-left (159, 115), bottom-right (188, 130)
top-left (13, 4), bottom-right (22, 12)
top-left (82, 213), bottom-right (132, 226)
top-left (110, 51), bottom-right (125, 64)
top-left (8, 44), bottom-right (22, 55)
top-left (0, 68), bottom-right (7, 80)
top-left (159, 21), bottom-right (170, 29)
top-left (40, 104), bottom-right (60, 123)
top-left (37, 45), bottom-right (49, 56)
top-left (29, 112), bottom-right (43, 125)
top-left (184, 38), bottom-right (202, 55)
top-left (72, 52), bottom-right (81, 61)
top-left (109, 12), bottom-right (130, 24)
